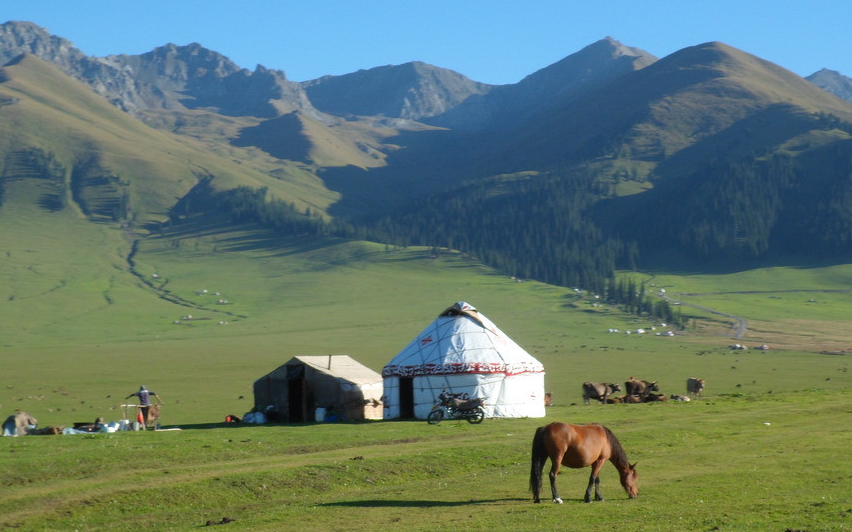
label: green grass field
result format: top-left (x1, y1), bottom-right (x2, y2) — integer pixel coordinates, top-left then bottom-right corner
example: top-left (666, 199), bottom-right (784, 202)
top-left (1, 391), bottom-right (850, 531)
top-left (2, 212), bottom-right (852, 530)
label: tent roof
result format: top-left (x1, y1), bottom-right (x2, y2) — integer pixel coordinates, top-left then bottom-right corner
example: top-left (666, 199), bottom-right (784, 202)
top-left (266, 355), bottom-right (382, 385)
top-left (383, 302), bottom-right (544, 378)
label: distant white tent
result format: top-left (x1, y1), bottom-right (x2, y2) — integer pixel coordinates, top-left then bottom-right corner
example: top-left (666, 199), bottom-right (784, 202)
top-left (382, 302), bottom-right (546, 420)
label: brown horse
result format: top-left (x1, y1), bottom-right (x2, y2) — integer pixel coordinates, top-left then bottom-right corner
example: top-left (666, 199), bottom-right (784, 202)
top-left (530, 422), bottom-right (638, 503)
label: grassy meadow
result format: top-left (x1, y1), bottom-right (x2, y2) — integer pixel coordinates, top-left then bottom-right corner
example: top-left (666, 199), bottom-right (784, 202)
top-left (1, 392), bottom-right (850, 531)
top-left (2, 213), bottom-right (852, 530)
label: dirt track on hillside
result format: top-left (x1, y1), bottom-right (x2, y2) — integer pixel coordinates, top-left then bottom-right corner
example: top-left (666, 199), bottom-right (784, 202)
top-left (660, 288), bottom-right (852, 340)
top-left (660, 294), bottom-right (747, 339)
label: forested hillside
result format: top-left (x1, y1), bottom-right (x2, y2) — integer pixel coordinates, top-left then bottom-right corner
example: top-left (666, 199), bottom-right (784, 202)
top-left (4, 21), bottom-right (852, 292)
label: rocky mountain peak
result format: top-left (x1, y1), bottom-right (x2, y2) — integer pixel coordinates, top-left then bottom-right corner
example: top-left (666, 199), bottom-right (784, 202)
top-left (0, 20), bottom-right (147, 113)
top-left (301, 61), bottom-right (493, 120)
top-left (1, 22), bottom-right (313, 118)
top-left (806, 68), bottom-right (852, 103)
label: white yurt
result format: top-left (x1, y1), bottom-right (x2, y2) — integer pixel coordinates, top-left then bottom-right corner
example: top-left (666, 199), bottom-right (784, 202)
top-left (382, 302), bottom-right (546, 420)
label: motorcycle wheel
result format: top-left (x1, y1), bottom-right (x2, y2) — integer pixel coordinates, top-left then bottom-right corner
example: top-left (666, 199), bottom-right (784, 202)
top-left (427, 409), bottom-right (444, 425)
top-left (467, 407), bottom-right (485, 424)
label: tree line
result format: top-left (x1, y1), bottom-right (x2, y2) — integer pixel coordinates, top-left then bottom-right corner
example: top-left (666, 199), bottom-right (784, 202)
top-left (634, 147), bottom-right (852, 262)
top-left (182, 135), bottom-right (852, 314)
top-left (604, 277), bottom-right (685, 327)
top-left (366, 170), bottom-right (624, 294)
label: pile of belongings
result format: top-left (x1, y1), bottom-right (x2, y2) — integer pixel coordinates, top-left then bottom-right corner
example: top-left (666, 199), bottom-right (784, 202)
top-left (2, 412), bottom-right (39, 436)
top-left (63, 417), bottom-right (132, 434)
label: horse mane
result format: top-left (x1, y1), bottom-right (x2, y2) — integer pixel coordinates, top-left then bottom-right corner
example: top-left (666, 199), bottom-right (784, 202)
top-left (603, 426), bottom-right (630, 469)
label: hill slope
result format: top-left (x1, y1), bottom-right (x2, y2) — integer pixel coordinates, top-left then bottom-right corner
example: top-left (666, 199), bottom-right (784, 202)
top-left (492, 42), bottom-right (852, 174)
top-left (361, 42), bottom-right (852, 285)
top-left (0, 53), bottom-right (339, 222)
top-left (6, 22), bottom-right (852, 290)
top-left (428, 37), bottom-right (657, 131)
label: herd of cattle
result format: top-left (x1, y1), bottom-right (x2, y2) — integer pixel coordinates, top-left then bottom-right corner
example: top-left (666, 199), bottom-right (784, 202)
top-left (581, 377), bottom-right (705, 405)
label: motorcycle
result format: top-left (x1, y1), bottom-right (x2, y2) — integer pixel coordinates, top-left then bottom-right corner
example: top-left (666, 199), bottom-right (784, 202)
top-left (427, 391), bottom-right (486, 424)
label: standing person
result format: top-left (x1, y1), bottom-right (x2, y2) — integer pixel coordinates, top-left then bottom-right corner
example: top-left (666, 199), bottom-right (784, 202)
top-left (125, 385), bottom-right (163, 425)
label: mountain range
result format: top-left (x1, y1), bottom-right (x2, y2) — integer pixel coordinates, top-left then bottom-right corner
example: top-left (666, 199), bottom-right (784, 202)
top-left (4, 20), bottom-right (852, 290)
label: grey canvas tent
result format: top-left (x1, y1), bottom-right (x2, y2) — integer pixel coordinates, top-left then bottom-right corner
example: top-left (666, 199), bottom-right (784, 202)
top-left (253, 356), bottom-right (383, 422)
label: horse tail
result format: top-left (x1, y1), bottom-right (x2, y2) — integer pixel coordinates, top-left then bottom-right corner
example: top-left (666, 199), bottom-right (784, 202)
top-left (529, 425), bottom-right (548, 496)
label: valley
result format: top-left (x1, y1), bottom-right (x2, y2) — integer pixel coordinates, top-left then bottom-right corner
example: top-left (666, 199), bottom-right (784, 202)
top-left (1, 20), bottom-right (852, 530)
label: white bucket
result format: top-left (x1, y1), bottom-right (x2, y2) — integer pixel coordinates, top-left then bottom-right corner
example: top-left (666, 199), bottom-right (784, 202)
top-left (315, 407), bottom-right (326, 422)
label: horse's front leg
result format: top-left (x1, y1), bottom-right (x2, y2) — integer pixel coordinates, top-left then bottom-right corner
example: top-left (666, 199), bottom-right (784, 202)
top-left (584, 472), bottom-right (595, 503)
top-left (585, 460), bottom-right (605, 502)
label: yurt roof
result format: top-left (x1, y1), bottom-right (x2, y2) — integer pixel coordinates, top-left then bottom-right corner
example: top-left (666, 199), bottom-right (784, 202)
top-left (383, 302), bottom-right (544, 377)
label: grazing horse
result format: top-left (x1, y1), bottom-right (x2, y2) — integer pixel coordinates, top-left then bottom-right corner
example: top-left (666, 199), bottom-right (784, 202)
top-left (530, 422), bottom-right (638, 503)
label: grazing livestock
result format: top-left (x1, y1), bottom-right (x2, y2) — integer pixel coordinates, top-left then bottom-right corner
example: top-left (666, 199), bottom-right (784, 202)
top-left (582, 382), bottom-right (621, 405)
top-left (643, 393), bottom-right (668, 402)
top-left (530, 422), bottom-right (638, 503)
top-left (625, 378), bottom-right (659, 399)
top-left (145, 404), bottom-right (161, 429)
top-left (670, 394), bottom-right (691, 402)
top-left (687, 377), bottom-right (705, 399)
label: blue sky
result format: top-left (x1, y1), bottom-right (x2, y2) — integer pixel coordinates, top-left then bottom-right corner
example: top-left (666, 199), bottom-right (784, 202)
top-left (3, 1), bottom-right (850, 85)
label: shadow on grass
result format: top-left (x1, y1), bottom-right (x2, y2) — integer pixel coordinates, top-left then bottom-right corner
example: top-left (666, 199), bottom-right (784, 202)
top-left (320, 498), bottom-right (528, 508)
top-left (163, 419), bottom-right (394, 431)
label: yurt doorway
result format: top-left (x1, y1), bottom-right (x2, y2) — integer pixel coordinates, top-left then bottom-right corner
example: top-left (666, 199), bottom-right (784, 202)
top-left (399, 377), bottom-right (415, 419)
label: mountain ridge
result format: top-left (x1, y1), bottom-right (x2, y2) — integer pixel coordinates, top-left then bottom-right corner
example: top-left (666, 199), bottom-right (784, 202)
top-left (426, 37), bottom-right (658, 132)
top-left (0, 52), bottom-right (337, 224)
top-left (807, 68), bottom-right (852, 103)
top-left (5, 20), bottom-right (852, 291)
top-left (302, 60), bottom-right (493, 120)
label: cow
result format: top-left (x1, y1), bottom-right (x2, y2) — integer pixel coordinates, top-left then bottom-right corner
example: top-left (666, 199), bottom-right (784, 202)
top-left (581, 382), bottom-right (621, 405)
top-left (687, 377), bottom-right (705, 399)
top-left (643, 393), bottom-right (668, 402)
top-left (625, 378), bottom-right (659, 400)
top-left (145, 404), bottom-right (161, 429)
